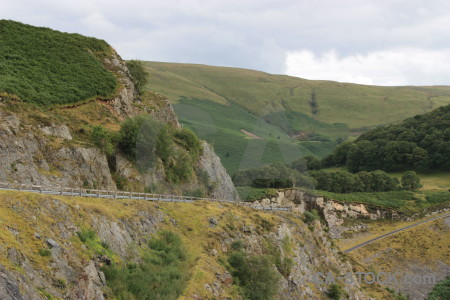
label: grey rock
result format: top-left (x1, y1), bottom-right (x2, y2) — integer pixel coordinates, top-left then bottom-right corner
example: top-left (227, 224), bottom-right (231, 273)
top-left (198, 141), bottom-right (239, 202)
top-left (7, 248), bottom-right (23, 266)
top-left (40, 124), bottom-right (72, 140)
top-left (209, 217), bottom-right (218, 227)
top-left (46, 239), bottom-right (60, 248)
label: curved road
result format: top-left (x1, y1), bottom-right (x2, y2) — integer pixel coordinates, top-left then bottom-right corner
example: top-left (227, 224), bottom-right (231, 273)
top-left (343, 212), bottom-right (450, 253)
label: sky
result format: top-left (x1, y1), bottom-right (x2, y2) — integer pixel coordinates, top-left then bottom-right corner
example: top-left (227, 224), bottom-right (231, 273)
top-left (2, 0), bottom-right (450, 86)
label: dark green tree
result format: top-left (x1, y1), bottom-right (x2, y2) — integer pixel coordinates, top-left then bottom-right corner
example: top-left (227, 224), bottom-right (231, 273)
top-left (401, 171), bottom-right (422, 190)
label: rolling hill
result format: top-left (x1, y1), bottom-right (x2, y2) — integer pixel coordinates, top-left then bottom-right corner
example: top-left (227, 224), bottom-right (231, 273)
top-left (142, 61), bottom-right (450, 174)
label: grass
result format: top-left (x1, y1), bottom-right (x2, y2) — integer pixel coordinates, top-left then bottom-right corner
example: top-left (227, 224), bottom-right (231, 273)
top-left (388, 171), bottom-right (450, 191)
top-left (312, 189), bottom-right (450, 215)
top-left (0, 20), bottom-right (116, 106)
top-left (341, 215), bottom-right (450, 299)
top-left (236, 187), bottom-right (278, 202)
top-left (172, 98), bottom-right (335, 174)
top-left (142, 61), bottom-right (450, 174)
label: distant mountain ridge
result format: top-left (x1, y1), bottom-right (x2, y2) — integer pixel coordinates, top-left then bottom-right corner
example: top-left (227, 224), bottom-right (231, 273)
top-left (142, 61), bottom-right (450, 174)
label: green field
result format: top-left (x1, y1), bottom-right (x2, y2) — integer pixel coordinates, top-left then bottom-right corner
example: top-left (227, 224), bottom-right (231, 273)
top-left (142, 61), bottom-right (450, 174)
top-left (174, 98), bottom-right (337, 174)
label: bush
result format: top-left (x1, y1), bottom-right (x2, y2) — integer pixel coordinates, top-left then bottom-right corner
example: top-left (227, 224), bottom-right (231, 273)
top-left (126, 60), bottom-right (148, 95)
top-left (401, 171), bottom-right (422, 190)
top-left (77, 229), bottom-right (96, 243)
top-left (426, 191), bottom-right (450, 204)
top-left (327, 283), bottom-right (343, 300)
top-left (102, 231), bottom-right (189, 300)
top-left (228, 251), bottom-right (280, 300)
top-left (303, 209), bottom-right (319, 223)
top-left (427, 275), bottom-right (450, 300)
top-left (174, 128), bottom-right (203, 160)
top-left (38, 248), bottom-right (51, 257)
top-left (119, 115), bottom-right (161, 161)
top-left (91, 125), bottom-right (114, 156)
top-left (236, 187), bottom-right (278, 202)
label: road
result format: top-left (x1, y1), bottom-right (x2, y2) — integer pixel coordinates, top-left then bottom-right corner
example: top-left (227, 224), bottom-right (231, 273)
top-left (343, 212), bottom-right (450, 253)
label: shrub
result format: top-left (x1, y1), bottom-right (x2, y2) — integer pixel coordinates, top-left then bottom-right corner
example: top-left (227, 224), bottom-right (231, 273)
top-left (91, 125), bottom-right (114, 156)
top-left (426, 191), bottom-right (450, 204)
top-left (174, 127), bottom-right (203, 159)
top-left (303, 209), bottom-right (319, 223)
top-left (126, 60), bottom-right (148, 95)
top-left (327, 283), bottom-right (343, 300)
top-left (236, 187), bottom-right (278, 202)
top-left (38, 248), bottom-right (51, 257)
top-left (77, 229), bottom-right (96, 243)
top-left (427, 275), bottom-right (450, 300)
top-left (231, 240), bottom-right (245, 251)
top-left (228, 251), bottom-right (280, 300)
top-left (119, 115), bottom-right (161, 161)
top-left (401, 171), bottom-right (422, 190)
top-left (102, 231), bottom-right (189, 300)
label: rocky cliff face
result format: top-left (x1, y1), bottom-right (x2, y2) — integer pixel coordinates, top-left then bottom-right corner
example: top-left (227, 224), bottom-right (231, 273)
top-left (198, 141), bottom-right (239, 201)
top-left (0, 111), bottom-right (116, 190)
top-left (0, 49), bottom-right (238, 199)
top-left (0, 191), bottom-right (373, 299)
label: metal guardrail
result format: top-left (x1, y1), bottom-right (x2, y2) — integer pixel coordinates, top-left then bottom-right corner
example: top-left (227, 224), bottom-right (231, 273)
top-left (0, 182), bottom-right (292, 212)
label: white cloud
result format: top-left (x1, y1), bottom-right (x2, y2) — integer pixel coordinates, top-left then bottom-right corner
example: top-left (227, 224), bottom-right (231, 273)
top-left (2, 0), bottom-right (450, 83)
top-left (285, 48), bottom-right (450, 86)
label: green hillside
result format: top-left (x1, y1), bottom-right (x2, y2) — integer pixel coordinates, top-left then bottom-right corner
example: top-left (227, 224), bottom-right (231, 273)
top-left (0, 20), bottom-right (116, 106)
top-left (326, 104), bottom-right (450, 172)
top-left (142, 61), bottom-right (450, 174)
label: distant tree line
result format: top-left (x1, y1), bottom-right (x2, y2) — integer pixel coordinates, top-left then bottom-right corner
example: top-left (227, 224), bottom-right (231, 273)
top-left (323, 104), bottom-right (450, 172)
top-left (232, 160), bottom-right (422, 193)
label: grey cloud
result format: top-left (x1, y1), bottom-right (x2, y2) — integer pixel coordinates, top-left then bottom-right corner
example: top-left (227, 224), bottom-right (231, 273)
top-left (2, 0), bottom-right (450, 82)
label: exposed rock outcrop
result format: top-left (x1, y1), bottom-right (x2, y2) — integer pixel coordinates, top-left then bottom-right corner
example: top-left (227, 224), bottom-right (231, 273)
top-left (0, 111), bottom-right (116, 189)
top-left (103, 51), bottom-right (137, 119)
top-left (198, 141), bottom-right (239, 201)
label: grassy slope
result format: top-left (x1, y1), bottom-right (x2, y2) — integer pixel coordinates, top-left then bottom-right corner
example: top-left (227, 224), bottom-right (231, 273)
top-left (0, 190), bottom-right (345, 299)
top-left (0, 20), bottom-right (116, 106)
top-left (343, 214), bottom-right (450, 299)
top-left (142, 61), bottom-right (450, 174)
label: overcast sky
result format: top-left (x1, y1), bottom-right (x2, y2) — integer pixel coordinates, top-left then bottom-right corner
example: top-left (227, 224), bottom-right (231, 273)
top-left (2, 0), bottom-right (450, 86)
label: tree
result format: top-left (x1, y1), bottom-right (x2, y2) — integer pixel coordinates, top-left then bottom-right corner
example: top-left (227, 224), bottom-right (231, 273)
top-left (91, 125), bottom-right (114, 156)
top-left (126, 60), bottom-right (148, 95)
top-left (401, 171), bottom-right (422, 190)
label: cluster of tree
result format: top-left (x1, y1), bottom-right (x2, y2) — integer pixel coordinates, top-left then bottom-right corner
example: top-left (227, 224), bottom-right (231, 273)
top-left (310, 170), bottom-right (421, 193)
top-left (232, 162), bottom-right (315, 189)
top-left (323, 104), bottom-right (450, 172)
top-left (91, 115), bottom-right (203, 184)
top-left (233, 158), bottom-right (422, 193)
top-left (0, 20), bottom-right (116, 106)
top-left (119, 115), bottom-right (202, 183)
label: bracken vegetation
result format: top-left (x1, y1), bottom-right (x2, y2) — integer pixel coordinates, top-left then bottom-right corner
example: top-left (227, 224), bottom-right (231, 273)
top-left (0, 20), bottom-right (116, 106)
